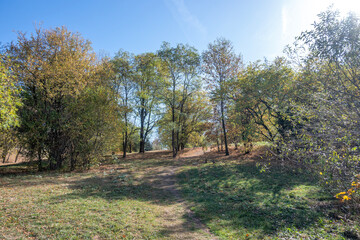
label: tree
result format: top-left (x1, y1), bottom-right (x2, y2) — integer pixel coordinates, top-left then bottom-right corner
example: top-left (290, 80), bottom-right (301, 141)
top-left (202, 38), bottom-right (242, 155)
top-left (10, 26), bottom-right (114, 170)
top-left (133, 53), bottom-right (161, 153)
top-left (158, 42), bottom-right (201, 157)
top-left (112, 50), bottom-right (136, 158)
top-left (233, 58), bottom-right (295, 143)
top-left (158, 90), bottom-right (211, 150)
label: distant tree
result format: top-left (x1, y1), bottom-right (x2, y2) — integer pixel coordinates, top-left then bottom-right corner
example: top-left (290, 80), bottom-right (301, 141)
top-left (202, 38), bottom-right (242, 155)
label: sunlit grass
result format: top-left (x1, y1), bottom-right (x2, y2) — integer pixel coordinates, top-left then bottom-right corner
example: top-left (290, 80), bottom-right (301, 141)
top-left (176, 153), bottom-right (360, 239)
top-left (0, 169), bottom-right (166, 239)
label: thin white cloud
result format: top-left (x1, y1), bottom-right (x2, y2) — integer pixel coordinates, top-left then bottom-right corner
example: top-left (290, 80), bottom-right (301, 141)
top-left (164, 0), bottom-right (207, 38)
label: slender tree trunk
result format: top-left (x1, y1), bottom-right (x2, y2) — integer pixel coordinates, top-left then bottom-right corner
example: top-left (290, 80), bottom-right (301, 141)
top-left (172, 105), bottom-right (177, 158)
top-left (129, 140), bottom-right (132, 153)
top-left (123, 111), bottom-right (128, 158)
top-left (15, 147), bottom-right (22, 163)
top-left (139, 99), bottom-right (145, 153)
top-left (70, 143), bottom-right (76, 171)
top-left (172, 76), bottom-right (178, 158)
top-left (6, 152), bottom-right (11, 163)
top-left (220, 99), bottom-right (229, 155)
top-left (123, 132), bottom-right (127, 158)
top-left (37, 148), bottom-right (42, 172)
top-left (217, 138), bottom-right (220, 152)
top-left (2, 147), bottom-right (8, 163)
top-left (139, 140), bottom-right (145, 153)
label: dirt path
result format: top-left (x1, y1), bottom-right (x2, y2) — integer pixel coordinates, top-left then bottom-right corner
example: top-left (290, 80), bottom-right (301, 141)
top-left (141, 148), bottom-right (218, 240)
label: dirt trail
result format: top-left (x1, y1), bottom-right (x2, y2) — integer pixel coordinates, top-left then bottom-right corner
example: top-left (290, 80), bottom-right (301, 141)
top-left (143, 148), bottom-right (218, 240)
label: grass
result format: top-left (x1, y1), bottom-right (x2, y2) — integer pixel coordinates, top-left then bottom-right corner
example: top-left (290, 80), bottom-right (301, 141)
top-left (0, 153), bottom-right (183, 240)
top-left (1, 147), bottom-right (359, 239)
top-left (176, 148), bottom-right (360, 239)
top-left (1, 173), bottom-right (164, 239)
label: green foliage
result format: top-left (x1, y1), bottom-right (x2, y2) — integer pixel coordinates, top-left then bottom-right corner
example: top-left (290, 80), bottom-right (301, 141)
top-left (133, 52), bottom-right (162, 153)
top-left (10, 26), bottom-right (116, 170)
top-left (0, 56), bottom-right (21, 130)
top-left (111, 50), bottom-right (137, 157)
top-left (202, 38), bottom-right (243, 155)
top-left (158, 91), bottom-right (211, 150)
top-left (158, 42), bottom-right (202, 156)
top-left (280, 9), bottom-right (360, 200)
top-left (233, 58), bottom-right (295, 143)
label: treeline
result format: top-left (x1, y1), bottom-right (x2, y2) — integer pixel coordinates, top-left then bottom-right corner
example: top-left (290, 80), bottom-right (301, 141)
top-left (1, 9), bottom-right (360, 201)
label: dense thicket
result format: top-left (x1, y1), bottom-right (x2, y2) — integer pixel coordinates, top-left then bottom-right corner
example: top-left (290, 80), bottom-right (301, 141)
top-left (7, 27), bottom-right (117, 170)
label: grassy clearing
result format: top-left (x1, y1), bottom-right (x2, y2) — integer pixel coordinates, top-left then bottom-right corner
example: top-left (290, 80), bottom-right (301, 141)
top-left (1, 147), bottom-right (360, 239)
top-left (177, 148), bottom-right (360, 239)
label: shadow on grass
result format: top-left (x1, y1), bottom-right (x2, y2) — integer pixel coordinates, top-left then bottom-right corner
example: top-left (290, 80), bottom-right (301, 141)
top-left (44, 172), bottom-right (178, 207)
top-left (176, 161), bottom-right (326, 236)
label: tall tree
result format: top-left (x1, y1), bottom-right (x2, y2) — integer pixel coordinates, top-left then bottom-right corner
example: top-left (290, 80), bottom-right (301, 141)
top-left (112, 50), bottom-right (135, 158)
top-left (133, 53), bottom-right (161, 153)
top-left (158, 42), bottom-right (200, 157)
top-left (202, 38), bottom-right (242, 155)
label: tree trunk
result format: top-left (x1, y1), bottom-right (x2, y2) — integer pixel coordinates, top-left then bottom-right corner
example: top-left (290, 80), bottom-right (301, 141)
top-left (139, 100), bottom-right (145, 153)
top-left (6, 152), bottom-right (11, 163)
top-left (129, 140), bottom-right (132, 153)
top-left (181, 143), bottom-right (185, 151)
top-left (220, 99), bottom-right (229, 155)
top-left (123, 132), bottom-right (127, 158)
top-left (139, 140), bottom-right (145, 153)
top-left (37, 148), bottom-right (43, 172)
top-left (70, 144), bottom-right (76, 171)
top-left (2, 147), bottom-right (8, 163)
top-left (172, 105), bottom-right (177, 158)
top-left (15, 147), bottom-right (22, 163)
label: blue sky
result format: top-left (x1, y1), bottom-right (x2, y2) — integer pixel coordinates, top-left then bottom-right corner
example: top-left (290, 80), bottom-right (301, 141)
top-left (1, 0), bottom-right (359, 62)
